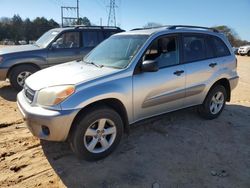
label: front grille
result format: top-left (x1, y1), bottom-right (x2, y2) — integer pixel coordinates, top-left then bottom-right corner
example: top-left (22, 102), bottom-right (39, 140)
top-left (24, 85), bottom-right (35, 103)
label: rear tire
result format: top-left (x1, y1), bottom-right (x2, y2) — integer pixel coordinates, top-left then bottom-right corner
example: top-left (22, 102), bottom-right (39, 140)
top-left (69, 106), bottom-right (123, 160)
top-left (9, 65), bottom-right (38, 91)
top-left (198, 85), bottom-right (227, 120)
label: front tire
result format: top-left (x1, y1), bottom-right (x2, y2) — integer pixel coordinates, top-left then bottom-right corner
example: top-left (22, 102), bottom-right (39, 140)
top-left (69, 106), bottom-right (124, 160)
top-left (198, 85), bottom-right (227, 120)
top-left (9, 65), bottom-right (38, 91)
top-left (247, 51), bottom-right (250, 56)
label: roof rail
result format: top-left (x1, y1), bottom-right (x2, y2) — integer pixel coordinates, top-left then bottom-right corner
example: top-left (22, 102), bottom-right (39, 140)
top-left (131, 25), bottom-right (169, 31)
top-left (72, 25), bottom-right (122, 30)
top-left (168, 25), bottom-right (219, 32)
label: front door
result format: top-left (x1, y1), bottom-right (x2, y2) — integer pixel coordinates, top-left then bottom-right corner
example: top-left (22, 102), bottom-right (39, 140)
top-left (133, 35), bottom-right (186, 121)
top-left (47, 31), bottom-right (82, 66)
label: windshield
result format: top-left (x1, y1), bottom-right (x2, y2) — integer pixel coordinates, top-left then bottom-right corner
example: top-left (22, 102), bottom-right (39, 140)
top-left (36, 30), bottom-right (59, 48)
top-left (84, 35), bottom-right (149, 69)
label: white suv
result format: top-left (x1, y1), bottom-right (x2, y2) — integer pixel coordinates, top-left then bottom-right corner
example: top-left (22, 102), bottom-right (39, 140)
top-left (238, 45), bottom-right (250, 56)
top-left (17, 25), bottom-right (239, 160)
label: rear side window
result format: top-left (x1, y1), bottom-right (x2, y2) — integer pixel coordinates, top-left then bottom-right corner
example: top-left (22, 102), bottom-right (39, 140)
top-left (183, 35), bottom-right (206, 63)
top-left (82, 31), bottom-right (101, 48)
top-left (210, 36), bottom-right (230, 57)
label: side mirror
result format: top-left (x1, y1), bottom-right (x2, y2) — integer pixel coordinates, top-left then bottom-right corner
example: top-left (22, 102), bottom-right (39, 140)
top-left (141, 60), bottom-right (158, 72)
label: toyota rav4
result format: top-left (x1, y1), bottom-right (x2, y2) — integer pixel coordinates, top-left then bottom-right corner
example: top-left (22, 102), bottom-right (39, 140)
top-left (17, 25), bottom-right (239, 160)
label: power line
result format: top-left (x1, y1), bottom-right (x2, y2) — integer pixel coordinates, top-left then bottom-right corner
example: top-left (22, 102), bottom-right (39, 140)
top-left (61, 0), bottom-right (80, 27)
top-left (107, 0), bottom-right (117, 26)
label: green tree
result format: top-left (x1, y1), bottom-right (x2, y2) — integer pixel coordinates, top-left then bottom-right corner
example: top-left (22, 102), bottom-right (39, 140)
top-left (23, 18), bottom-right (33, 42)
top-left (11, 14), bottom-right (23, 43)
top-left (77, 17), bottom-right (91, 26)
top-left (0, 15), bottom-right (60, 43)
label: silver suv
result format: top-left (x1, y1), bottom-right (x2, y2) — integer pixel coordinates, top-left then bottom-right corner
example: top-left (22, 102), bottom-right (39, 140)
top-left (17, 25), bottom-right (239, 160)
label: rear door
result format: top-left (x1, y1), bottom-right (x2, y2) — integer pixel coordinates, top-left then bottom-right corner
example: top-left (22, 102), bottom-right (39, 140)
top-left (182, 33), bottom-right (230, 106)
top-left (47, 31), bottom-right (82, 66)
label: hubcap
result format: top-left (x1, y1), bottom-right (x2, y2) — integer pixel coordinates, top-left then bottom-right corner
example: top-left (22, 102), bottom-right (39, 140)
top-left (84, 118), bottom-right (117, 153)
top-left (210, 91), bottom-right (224, 114)
top-left (17, 71), bottom-right (32, 86)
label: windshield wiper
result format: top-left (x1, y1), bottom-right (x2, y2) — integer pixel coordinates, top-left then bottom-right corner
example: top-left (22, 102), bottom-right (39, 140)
top-left (83, 60), bottom-right (104, 68)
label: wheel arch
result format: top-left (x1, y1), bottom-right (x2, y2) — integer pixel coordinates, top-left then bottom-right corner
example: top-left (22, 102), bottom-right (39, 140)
top-left (206, 78), bottom-right (231, 102)
top-left (68, 98), bottom-right (130, 139)
top-left (7, 63), bottom-right (41, 78)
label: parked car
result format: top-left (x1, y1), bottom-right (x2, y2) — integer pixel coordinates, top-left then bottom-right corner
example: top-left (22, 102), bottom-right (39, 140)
top-left (18, 40), bottom-right (27, 45)
top-left (17, 25), bottom-right (239, 160)
top-left (0, 26), bottom-right (124, 90)
top-left (238, 45), bottom-right (250, 56)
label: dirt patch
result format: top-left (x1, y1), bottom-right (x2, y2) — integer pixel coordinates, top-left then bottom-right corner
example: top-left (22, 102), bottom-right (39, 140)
top-left (0, 56), bottom-right (250, 187)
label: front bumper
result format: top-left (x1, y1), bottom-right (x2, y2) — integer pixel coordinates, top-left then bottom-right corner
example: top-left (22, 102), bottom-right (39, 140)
top-left (238, 50), bottom-right (247, 55)
top-left (17, 91), bottom-right (79, 141)
top-left (0, 67), bottom-right (8, 80)
top-left (229, 76), bottom-right (239, 91)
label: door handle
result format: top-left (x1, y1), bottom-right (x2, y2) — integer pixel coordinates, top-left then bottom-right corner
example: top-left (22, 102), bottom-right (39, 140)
top-left (209, 63), bottom-right (217, 68)
top-left (173, 70), bottom-right (184, 76)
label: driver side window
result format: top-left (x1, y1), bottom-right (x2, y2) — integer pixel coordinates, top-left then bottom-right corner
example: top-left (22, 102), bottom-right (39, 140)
top-left (143, 36), bottom-right (179, 68)
top-left (53, 32), bottom-right (80, 49)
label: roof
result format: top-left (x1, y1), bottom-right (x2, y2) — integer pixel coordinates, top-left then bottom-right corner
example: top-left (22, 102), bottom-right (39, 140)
top-left (117, 25), bottom-right (220, 36)
top-left (54, 25), bottom-right (123, 31)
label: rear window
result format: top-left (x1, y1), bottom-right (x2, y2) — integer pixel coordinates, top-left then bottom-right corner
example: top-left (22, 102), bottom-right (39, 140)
top-left (210, 36), bottom-right (231, 57)
top-left (183, 35), bottom-right (206, 63)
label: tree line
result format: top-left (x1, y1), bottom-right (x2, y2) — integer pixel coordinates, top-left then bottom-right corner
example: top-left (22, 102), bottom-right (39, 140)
top-left (0, 15), bottom-right (59, 44)
top-left (212, 25), bottom-right (249, 47)
top-left (0, 15), bottom-right (93, 44)
top-left (0, 15), bottom-right (249, 47)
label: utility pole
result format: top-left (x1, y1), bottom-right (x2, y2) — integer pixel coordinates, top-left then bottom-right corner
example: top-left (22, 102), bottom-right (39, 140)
top-left (61, 0), bottom-right (80, 27)
top-left (77, 0), bottom-right (79, 24)
top-left (107, 0), bottom-right (117, 26)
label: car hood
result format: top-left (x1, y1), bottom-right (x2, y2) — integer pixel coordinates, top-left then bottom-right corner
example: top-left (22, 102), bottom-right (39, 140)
top-left (240, 45), bottom-right (250, 48)
top-left (0, 44), bottom-right (40, 55)
top-left (25, 61), bottom-right (120, 91)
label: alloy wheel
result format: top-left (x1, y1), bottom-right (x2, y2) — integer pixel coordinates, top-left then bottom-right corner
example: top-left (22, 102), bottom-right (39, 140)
top-left (84, 118), bottom-right (117, 153)
top-left (209, 91), bottom-right (224, 114)
top-left (17, 71), bottom-right (32, 86)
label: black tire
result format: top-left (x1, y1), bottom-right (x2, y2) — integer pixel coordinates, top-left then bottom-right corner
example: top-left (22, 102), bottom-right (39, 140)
top-left (247, 51), bottom-right (250, 57)
top-left (198, 85), bottom-right (227, 120)
top-left (9, 65), bottom-right (38, 91)
top-left (69, 106), bottom-right (124, 160)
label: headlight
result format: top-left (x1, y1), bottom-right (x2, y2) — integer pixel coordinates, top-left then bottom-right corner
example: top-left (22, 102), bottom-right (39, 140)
top-left (37, 85), bottom-right (75, 106)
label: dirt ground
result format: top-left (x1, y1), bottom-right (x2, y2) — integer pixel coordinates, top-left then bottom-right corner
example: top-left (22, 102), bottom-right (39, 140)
top-left (0, 55), bottom-right (250, 188)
